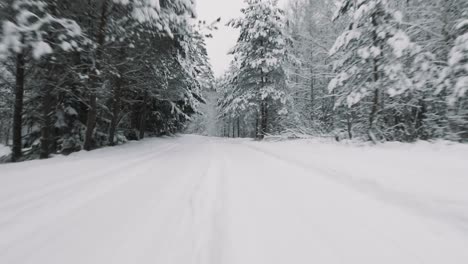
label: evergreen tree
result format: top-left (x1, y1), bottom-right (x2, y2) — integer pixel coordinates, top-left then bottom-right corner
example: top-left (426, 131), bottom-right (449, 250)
top-left (0, 0), bottom-right (213, 161)
top-left (438, 14), bottom-right (468, 141)
top-left (329, 0), bottom-right (419, 141)
top-left (225, 0), bottom-right (291, 139)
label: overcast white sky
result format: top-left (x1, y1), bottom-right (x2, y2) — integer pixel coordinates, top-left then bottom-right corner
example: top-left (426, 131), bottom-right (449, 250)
top-left (196, 0), bottom-right (288, 77)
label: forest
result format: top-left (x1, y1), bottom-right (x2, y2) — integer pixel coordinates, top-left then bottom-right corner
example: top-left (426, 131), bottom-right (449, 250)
top-left (0, 0), bottom-right (214, 162)
top-left (214, 0), bottom-right (468, 142)
top-left (1, 0), bottom-right (467, 163)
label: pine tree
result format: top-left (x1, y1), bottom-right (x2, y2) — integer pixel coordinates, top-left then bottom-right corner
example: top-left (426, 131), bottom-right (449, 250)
top-left (226, 0), bottom-right (291, 139)
top-left (0, 0), bottom-right (211, 161)
top-left (329, 0), bottom-right (419, 141)
top-left (0, 0), bottom-right (81, 161)
top-left (438, 15), bottom-right (468, 141)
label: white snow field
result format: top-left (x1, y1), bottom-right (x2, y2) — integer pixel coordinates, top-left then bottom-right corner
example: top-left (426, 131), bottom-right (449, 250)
top-left (0, 135), bottom-right (467, 264)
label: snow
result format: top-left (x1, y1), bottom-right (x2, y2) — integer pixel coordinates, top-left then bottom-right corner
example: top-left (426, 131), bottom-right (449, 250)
top-left (456, 19), bottom-right (468, 30)
top-left (1, 135), bottom-right (468, 264)
top-left (354, 1), bottom-right (377, 22)
top-left (357, 46), bottom-right (381, 59)
top-left (449, 76), bottom-right (468, 104)
top-left (329, 29), bottom-right (361, 56)
top-left (328, 71), bottom-right (350, 92)
top-left (32, 41), bottom-right (53, 59)
top-left (0, 144), bottom-right (10, 157)
top-left (448, 32), bottom-right (468, 66)
top-left (0, 2), bottom-right (82, 60)
top-left (387, 30), bottom-right (412, 58)
top-left (393, 11), bottom-right (403, 23)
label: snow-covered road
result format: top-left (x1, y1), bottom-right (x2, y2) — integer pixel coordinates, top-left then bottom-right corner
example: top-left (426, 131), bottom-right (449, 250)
top-left (1, 135), bottom-right (467, 264)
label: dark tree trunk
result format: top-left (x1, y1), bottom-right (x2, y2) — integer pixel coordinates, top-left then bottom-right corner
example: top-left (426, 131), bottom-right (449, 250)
top-left (257, 72), bottom-right (268, 140)
top-left (237, 117), bottom-right (240, 138)
top-left (5, 124), bottom-right (10, 146)
top-left (368, 15), bottom-right (380, 142)
top-left (255, 111), bottom-right (260, 139)
top-left (40, 3), bottom-right (57, 159)
top-left (40, 84), bottom-right (53, 159)
top-left (368, 88), bottom-right (379, 141)
top-left (84, 0), bottom-right (109, 151)
top-left (232, 117), bottom-right (235, 138)
top-left (223, 119), bottom-right (227, 137)
top-left (84, 93), bottom-right (97, 150)
top-left (108, 77), bottom-right (122, 146)
top-left (415, 99), bottom-right (428, 140)
top-left (259, 101), bottom-right (268, 140)
top-left (139, 99), bottom-right (148, 140)
top-left (347, 111), bottom-right (353, 140)
top-left (12, 51), bottom-right (25, 162)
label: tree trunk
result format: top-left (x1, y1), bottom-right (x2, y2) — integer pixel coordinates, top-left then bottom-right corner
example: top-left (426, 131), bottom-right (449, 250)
top-left (257, 72), bottom-right (267, 140)
top-left (40, 83), bottom-right (53, 159)
top-left (139, 98), bottom-right (147, 140)
top-left (255, 112), bottom-right (259, 139)
top-left (84, 93), bottom-right (97, 150)
top-left (232, 117), bottom-right (235, 138)
top-left (39, 3), bottom-right (58, 159)
top-left (347, 111), bottom-right (353, 140)
top-left (368, 14), bottom-right (380, 142)
top-left (223, 119), bottom-right (227, 137)
top-left (258, 103), bottom-right (265, 139)
top-left (12, 51), bottom-right (25, 162)
top-left (108, 77), bottom-right (122, 146)
top-left (237, 117), bottom-right (240, 138)
top-left (5, 124), bottom-right (10, 146)
top-left (84, 0), bottom-right (110, 151)
top-left (415, 98), bottom-right (428, 140)
top-left (310, 68), bottom-right (315, 124)
top-left (259, 101), bottom-right (268, 140)
top-left (368, 88), bottom-right (379, 141)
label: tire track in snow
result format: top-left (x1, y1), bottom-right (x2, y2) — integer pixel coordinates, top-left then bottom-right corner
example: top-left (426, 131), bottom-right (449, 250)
top-left (221, 143), bottom-right (347, 264)
top-left (191, 138), bottom-right (229, 264)
top-left (0, 142), bottom-right (179, 214)
top-left (0, 143), bottom-right (184, 253)
top-left (242, 142), bottom-right (468, 235)
top-left (224, 141), bottom-right (468, 264)
top-left (210, 142), bottom-right (229, 264)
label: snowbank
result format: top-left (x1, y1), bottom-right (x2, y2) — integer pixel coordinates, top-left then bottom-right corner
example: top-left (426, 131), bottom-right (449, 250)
top-left (0, 144), bottom-right (10, 157)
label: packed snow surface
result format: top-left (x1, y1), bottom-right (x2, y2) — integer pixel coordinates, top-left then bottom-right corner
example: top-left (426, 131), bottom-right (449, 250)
top-left (0, 135), bottom-right (467, 264)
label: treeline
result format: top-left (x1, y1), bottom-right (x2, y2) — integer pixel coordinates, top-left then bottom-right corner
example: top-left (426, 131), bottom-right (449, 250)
top-left (218, 0), bottom-right (468, 142)
top-left (0, 0), bottom-right (214, 162)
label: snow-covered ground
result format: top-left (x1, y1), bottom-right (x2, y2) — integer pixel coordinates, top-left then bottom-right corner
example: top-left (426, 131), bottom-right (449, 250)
top-left (0, 144), bottom-right (10, 157)
top-left (0, 135), bottom-right (467, 264)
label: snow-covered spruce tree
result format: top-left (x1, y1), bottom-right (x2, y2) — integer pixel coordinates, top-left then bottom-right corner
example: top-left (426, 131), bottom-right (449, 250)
top-left (218, 62), bottom-right (249, 138)
top-left (146, 29), bottom-right (210, 137)
top-left (79, 0), bottom-right (197, 150)
top-left (438, 15), bottom-right (468, 141)
top-left (399, 0), bottom-right (468, 140)
top-left (100, 2), bottom-right (203, 144)
top-left (226, 0), bottom-right (291, 139)
top-left (283, 0), bottom-right (346, 137)
top-left (0, 0), bottom-right (81, 161)
top-left (0, 64), bottom-right (13, 146)
top-left (183, 29), bottom-right (218, 136)
top-left (329, 0), bottom-right (422, 141)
